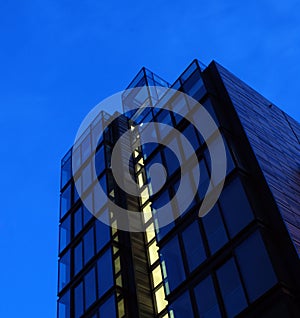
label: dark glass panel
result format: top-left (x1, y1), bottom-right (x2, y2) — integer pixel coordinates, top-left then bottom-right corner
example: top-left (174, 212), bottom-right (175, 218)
top-left (74, 206), bottom-right (83, 237)
top-left (192, 159), bottom-right (210, 201)
top-left (219, 177), bottom-right (253, 237)
top-left (74, 282), bottom-right (84, 318)
top-left (84, 226), bottom-right (95, 264)
top-left (95, 216), bottom-right (111, 252)
top-left (95, 147), bottom-right (105, 177)
top-left (202, 204), bottom-right (228, 254)
top-left (182, 221), bottom-right (206, 272)
top-left (217, 258), bottom-right (247, 318)
top-left (59, 250), bottom-right (70, 291)
top-left (99, 295), bottom-right (116, 317)
top-left (74, 242), bottom-right (83, 275)
top-left (98, 249), bottom-right (113, 297)
top-left (169, 291), bottom-right (193, 317)
top-left (160, 236), bottom-right (185, 291)
top-left (59, 214), bottom-right (71, 252)
top-left (236, 231), bottom-right (277, 302)
top-left (164, 146), bottom-right (180, 178)
top-left (60, 184), bottom-right (71, 219)
top-left (58, 290), bottom-right (70, 318)
top-left (85, 267), bottom-right (97, 309)
top-left (194, 276), bottom-right (222, 318)
top-left (61, 157), bottom-right (72, 190)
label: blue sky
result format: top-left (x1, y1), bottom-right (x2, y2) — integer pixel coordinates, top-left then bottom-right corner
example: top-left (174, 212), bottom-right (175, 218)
top-left (0, 0), bottom-right (299, 317)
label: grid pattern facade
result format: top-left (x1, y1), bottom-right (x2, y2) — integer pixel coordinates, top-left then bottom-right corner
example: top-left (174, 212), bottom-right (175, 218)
top-left (58, 60), bottom-right (300, 318)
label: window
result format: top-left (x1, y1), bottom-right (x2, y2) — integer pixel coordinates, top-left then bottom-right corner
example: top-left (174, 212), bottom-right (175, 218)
top-left (148, 241), bottom-right (159, 265)
top-left (202, 204), bottom-right (228, 254)
top-left (85, 267), bottom-right (97, 309)
top-left (182, 221), bottom-right (206, 272)
top-left (95, 214), bottom-right (111, 252)
top-left (152, 190), bottom-right (175, 240)
top-left (236, 231), bottom-right (277, 302)
top-left (192, 159), bottom-right (209, 200)
top-left (219, 177), bottom-right (253, 237)
top-left (204, 138), bottom-right (235, 181)
top-left (82, 162), bottom-right (93, 192)
top-left (74, 282), bottom-right (84, 318)
top-left (74, 206), bottom-right (83, 236)
top-left (169, 291), bottom-right (193, 318)
top-left (152, 265), bottom-right (163, 288)
top-left (61, 156), bottom-right (71, 189)
top-left (146, 151), bottom-right (163, 195)
top-left (59, 214), bottom-right (71, 252)
top-left (99, 295), bottom-right (116, 317)
top-left (84, 226), bottom-right (95, 264)
top-left (83, 202), bottom-right (93, 225)
top-left (81, 135), bottom-right (91, 163)
top-left (160, 236), bottom-right (185, 292)
top-left (182, 70), bottom-right (205, 101)
top-left (156, 110), bottom-right (172, 140)
top-left (60, 184), bottom-right (71, 218)
top-left (181, 124), bottom-right (201, 159)
top-left (95, 147), bottom-right (105, 177)
top-left (194, 276), bottom-right (221, 318)
top-left (174, 173), bottom-right (197, 217)
top-left (155, 285), bottom-right (167, 313)
top-left (59, 250), bottom-right (70, 291)
top-left (164, 140), bottom-right (181, 177)
top-left (98, 249), bottom-right (113, 297)
top-left (171, 94), bottom-right (189, 124)
top-left (217, 258), bottom-right (247, 318)
top-left (58, 291), bottom-right (70, 318)
top-left (74, 242), bottom-right (83, 275)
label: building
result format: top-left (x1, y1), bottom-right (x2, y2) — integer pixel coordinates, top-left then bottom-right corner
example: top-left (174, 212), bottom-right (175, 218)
top-left (57, 60), bottom-right (300, 318)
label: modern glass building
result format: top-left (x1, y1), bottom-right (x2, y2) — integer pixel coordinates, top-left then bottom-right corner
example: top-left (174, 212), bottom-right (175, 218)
top-left (57, 60), bottom-right (300, 318)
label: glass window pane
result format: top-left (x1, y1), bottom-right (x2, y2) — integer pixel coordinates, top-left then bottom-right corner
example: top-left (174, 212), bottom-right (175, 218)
top-left (85, 267), bottom-right (97, 309)
top-left (59, 214), bottom-right (71, 252)
top-left (74, 282), bottom-right (84, 318)
top-left (82, 162), bottom-right (93, 192)
top-left (182, 221), bottom-right (206, 272)
top-left (59, 250), bottom-right (70, 291)
top-left (74, 242), bottom-right (83, 275)
top-left (99, 295), bottom-right (116, 317)
top-left (202, 204), bottom-right (228, 254)
top-left (219, 177), bottom-right (253, 237)
top-left (98, 249), bottom-right (113, 297)
top-left (169, 291), bottom-right (193, 318)
top-left (95, 214), bottom-right (111, 252)
top-left (183, 70), bottom-right (205, 101)
top-left (236, 231), bottom-right (277, 302)
top-left (194, 276), bottom-right (221, 318)
top-left (58, 290), bottom-right (70, 318)
top-left (181, 124), bottom-right (201, 159)
top-left (192, 159), bottom-right (209, 201)
top-left (152, 190), bottom-right (175, 240)
top-left (217, 258), bottom-right (247, 318)
top-left (60, 184), bottom-right (71, 219)
top-left (81, 135), bottom-right (91, 163)
top-left (83, 203), bottom-right (93, 225)
top-left (164, 141), bottom-right (181, 177)
top-left (74, 206), bottom-right (83, 237)
top-left (160, 236), bottom-right (185, 292)
top-left (84, 226), bottom-right (95, 264)
top-left (95, 147), bottom-right (105, 177)
top-left (61, 157), bottom-right (71, 189)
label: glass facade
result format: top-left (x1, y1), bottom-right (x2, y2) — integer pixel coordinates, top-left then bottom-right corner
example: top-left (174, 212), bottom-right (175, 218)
top-left (58, 60), bottom-right (300, 317)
